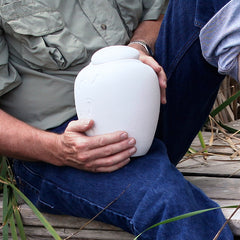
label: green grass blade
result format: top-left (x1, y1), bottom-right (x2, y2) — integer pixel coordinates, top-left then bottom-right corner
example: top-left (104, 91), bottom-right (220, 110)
top-left (217, 121), bottom-right (239, 134)
top-left (2, 184), bottom-right (9, 240)
top-left (197, 131), bottom-right (206, 149)
top-left (0, 177), bottom-right (62, 240)
top-left (9, 214), bottom-right (18, 240)
top-left (134, 205), bottom-right (239, 239)
top-left (0, 157), bottom-right (8, 192)
top-left (210, 90), bottom-right (240, 118)
top-left (12, 191), bottom-right (27, 240)
top-left (3, 198), bottom-right (14, 227)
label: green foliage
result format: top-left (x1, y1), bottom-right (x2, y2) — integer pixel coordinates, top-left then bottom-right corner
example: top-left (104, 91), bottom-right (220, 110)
top-left (210, 90), bottom-right (240, 133)
top-left (134, 205), bottom-right (239, 239)
top-left (190, 90), bottom-right (240, 154)
top-left (0, 156), bottom-right (62, 240)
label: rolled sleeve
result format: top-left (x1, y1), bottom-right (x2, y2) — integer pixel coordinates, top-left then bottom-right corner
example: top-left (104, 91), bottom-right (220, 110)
top-left (0, 28), bottom-right (21, 97)
top-left (142, 0), bottom-right (169, 21)
top-left (200, 0), bottom-right (240, 82)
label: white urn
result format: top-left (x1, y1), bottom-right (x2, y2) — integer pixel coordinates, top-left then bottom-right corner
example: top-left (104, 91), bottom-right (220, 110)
top-left (74, 45), bottom-right (160, 156)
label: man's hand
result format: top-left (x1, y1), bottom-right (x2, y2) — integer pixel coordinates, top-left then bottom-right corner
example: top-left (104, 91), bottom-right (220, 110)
top-left (128, 44), bottom-right (167, 104)
top-left (0, 110), bottom-right (136, 173)
top-left (128, 14), bottom-right (167, 104)
top-left (138, 50), bottom-right (167, 104)
top-left (57, 119), bottom-right (136, 172)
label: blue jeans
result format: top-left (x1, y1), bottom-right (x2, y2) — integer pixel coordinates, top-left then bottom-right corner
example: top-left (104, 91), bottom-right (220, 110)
top-left (155, 0), bottom-right (231, 165)
top-left (14, 0), bottom-right (233, 239)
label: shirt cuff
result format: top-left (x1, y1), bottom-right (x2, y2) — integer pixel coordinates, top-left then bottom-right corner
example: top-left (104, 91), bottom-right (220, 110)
top-left (199, 0), bottom-right (240, 82)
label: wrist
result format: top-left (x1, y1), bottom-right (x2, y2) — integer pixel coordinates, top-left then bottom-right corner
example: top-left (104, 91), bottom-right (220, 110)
top-left (33, 130), bottom-right (64, 166)
top-left (128, 40), bottom-right (154, 57)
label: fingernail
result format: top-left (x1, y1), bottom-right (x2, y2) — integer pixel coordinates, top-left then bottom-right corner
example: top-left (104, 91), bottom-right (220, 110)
top-left (81, 119), bottom-right (91, 126)
top-left (120, 132), bottom-right (128, 140)
top-left (128, 138), bottom-right (135, 145)
top-left (129, 147), bottom-right (137, 154)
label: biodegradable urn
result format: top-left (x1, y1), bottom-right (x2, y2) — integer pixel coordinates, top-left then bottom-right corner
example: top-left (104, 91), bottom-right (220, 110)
top-left (74, 45), bottom-right (160, 156)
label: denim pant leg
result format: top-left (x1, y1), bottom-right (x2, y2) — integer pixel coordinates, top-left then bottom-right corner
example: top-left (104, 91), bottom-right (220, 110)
top-left (13, 121), bottom-right (233, 240)
top-left (155, 0), bottom-right (230, 165)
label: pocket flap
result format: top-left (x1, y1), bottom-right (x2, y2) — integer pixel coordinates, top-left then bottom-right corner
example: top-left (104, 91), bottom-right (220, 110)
top-left (6, 11), bottom-right (64, 36)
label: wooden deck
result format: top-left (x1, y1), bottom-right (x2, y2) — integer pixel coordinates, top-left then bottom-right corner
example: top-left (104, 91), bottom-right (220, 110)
top-left (178, 131), bottom-right (240, 237)
top-left (1, 130), bottom-right (240, 239)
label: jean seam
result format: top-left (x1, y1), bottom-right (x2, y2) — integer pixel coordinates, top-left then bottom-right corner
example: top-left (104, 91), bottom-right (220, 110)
top-left (194, 19), bottom-right (204, 28)
top-left (21, 162), bottom-right (132, 220)
top-left (54, 183), bottom-right (133, 221)
top-left (22, 162), bottom-right (43, 178)
top-left (19, 175), bottom-right (134, 232)
top-left (17, 177), bottom-right (40, 194)
top-left (167, 31), bottom-right (200, 80)
top-left (18, 166), bottom-right (135, 231)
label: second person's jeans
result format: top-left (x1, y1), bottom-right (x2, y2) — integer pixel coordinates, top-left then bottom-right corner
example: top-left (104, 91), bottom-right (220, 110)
top-left (155, 0), bottom-right (231, 165)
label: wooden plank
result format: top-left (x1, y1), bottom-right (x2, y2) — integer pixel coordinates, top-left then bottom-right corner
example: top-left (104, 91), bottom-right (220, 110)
top-left (2, 226), bottom-right (133, 240)
top-left (184, 177), bottom-right (240, 236)
top-left (0, 227), bottom-right (133, 240)
top-left (184, 174), bottom-right (240, 234)
top-left (0, 198), bottom-right (130, 232)
top-left (178, 130), bottom-right (240, 236)
top-left (178, 156), bottom-right (240, 177)
top-left (0, 196), bottom-right (134, 240)
top-left (213, 200), bottom-right (240, 236)
top-left (190, 132), bottom-right (240, 146)
top-left (178, 131), bottom-right (240, 177)
top-left (225, 119), bottom-right (240, 130)
top-left (185, 176), bottom-right (240, 200)
top-left (190, 131), bottom-right (240, 155)
top-left (0, 219), bottom-right (134, 240)
top-left (0, 222), bottom-right (133, 240)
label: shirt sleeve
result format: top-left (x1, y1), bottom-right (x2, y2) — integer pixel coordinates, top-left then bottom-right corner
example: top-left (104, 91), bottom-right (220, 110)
top-left (199, 0), bottom-right (240, 82)
top-left (142, 0), bottom-right (169, 21)
top-left (0, 28), bottom-right (21, 97)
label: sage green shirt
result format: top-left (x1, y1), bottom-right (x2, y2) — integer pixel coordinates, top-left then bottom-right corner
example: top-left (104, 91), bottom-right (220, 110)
top-left (0, 0), bottom-right (168, 129)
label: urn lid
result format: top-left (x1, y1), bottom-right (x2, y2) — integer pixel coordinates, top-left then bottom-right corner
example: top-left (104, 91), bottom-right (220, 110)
top-left (91, 45), bottom-right (140, 65)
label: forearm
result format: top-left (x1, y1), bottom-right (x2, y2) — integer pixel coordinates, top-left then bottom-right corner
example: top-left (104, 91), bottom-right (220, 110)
top-left (0, 109), bottom-right (60, 164)
top-left (129, 14), bottom-right (165, 55)
top-left (0, 109), bottom-right (136, 172)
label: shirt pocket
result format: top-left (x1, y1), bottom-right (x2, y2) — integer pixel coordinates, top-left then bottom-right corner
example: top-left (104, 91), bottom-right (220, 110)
top-left (0, 1), bottom-right (88, 70)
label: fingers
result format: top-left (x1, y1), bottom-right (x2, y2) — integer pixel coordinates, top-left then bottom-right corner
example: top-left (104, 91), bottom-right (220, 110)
top-left (67, 119), bottom-right (94, 133)
top-left (139, 54), bottom-right (167, 104)
top-left (157, 65), bottom-right (167, 105)
top-left (84, 145), bottom-right (136, 172)
top-left (85, 137), bottom-right (136, 162)
top-left (59, 120), bottom-right (137, 172)
top-left (71, 134), bottom-right (136, 171)
top-left (91, 158), bottom-right (131, 173)
top-left (88, 131), bottom-right (133, 149)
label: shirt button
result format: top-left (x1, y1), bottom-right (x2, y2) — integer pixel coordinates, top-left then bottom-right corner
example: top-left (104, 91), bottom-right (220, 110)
top-left (101, 24), bottom-right (107, 30)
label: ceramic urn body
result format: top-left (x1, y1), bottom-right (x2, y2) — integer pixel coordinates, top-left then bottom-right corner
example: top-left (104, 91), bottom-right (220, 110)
top-left (74, 46), bottom-right (160, 156)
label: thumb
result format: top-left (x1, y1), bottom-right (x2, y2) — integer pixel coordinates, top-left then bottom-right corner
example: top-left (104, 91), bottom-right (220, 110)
top-left (66, 119), bottom-right (94, 133)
